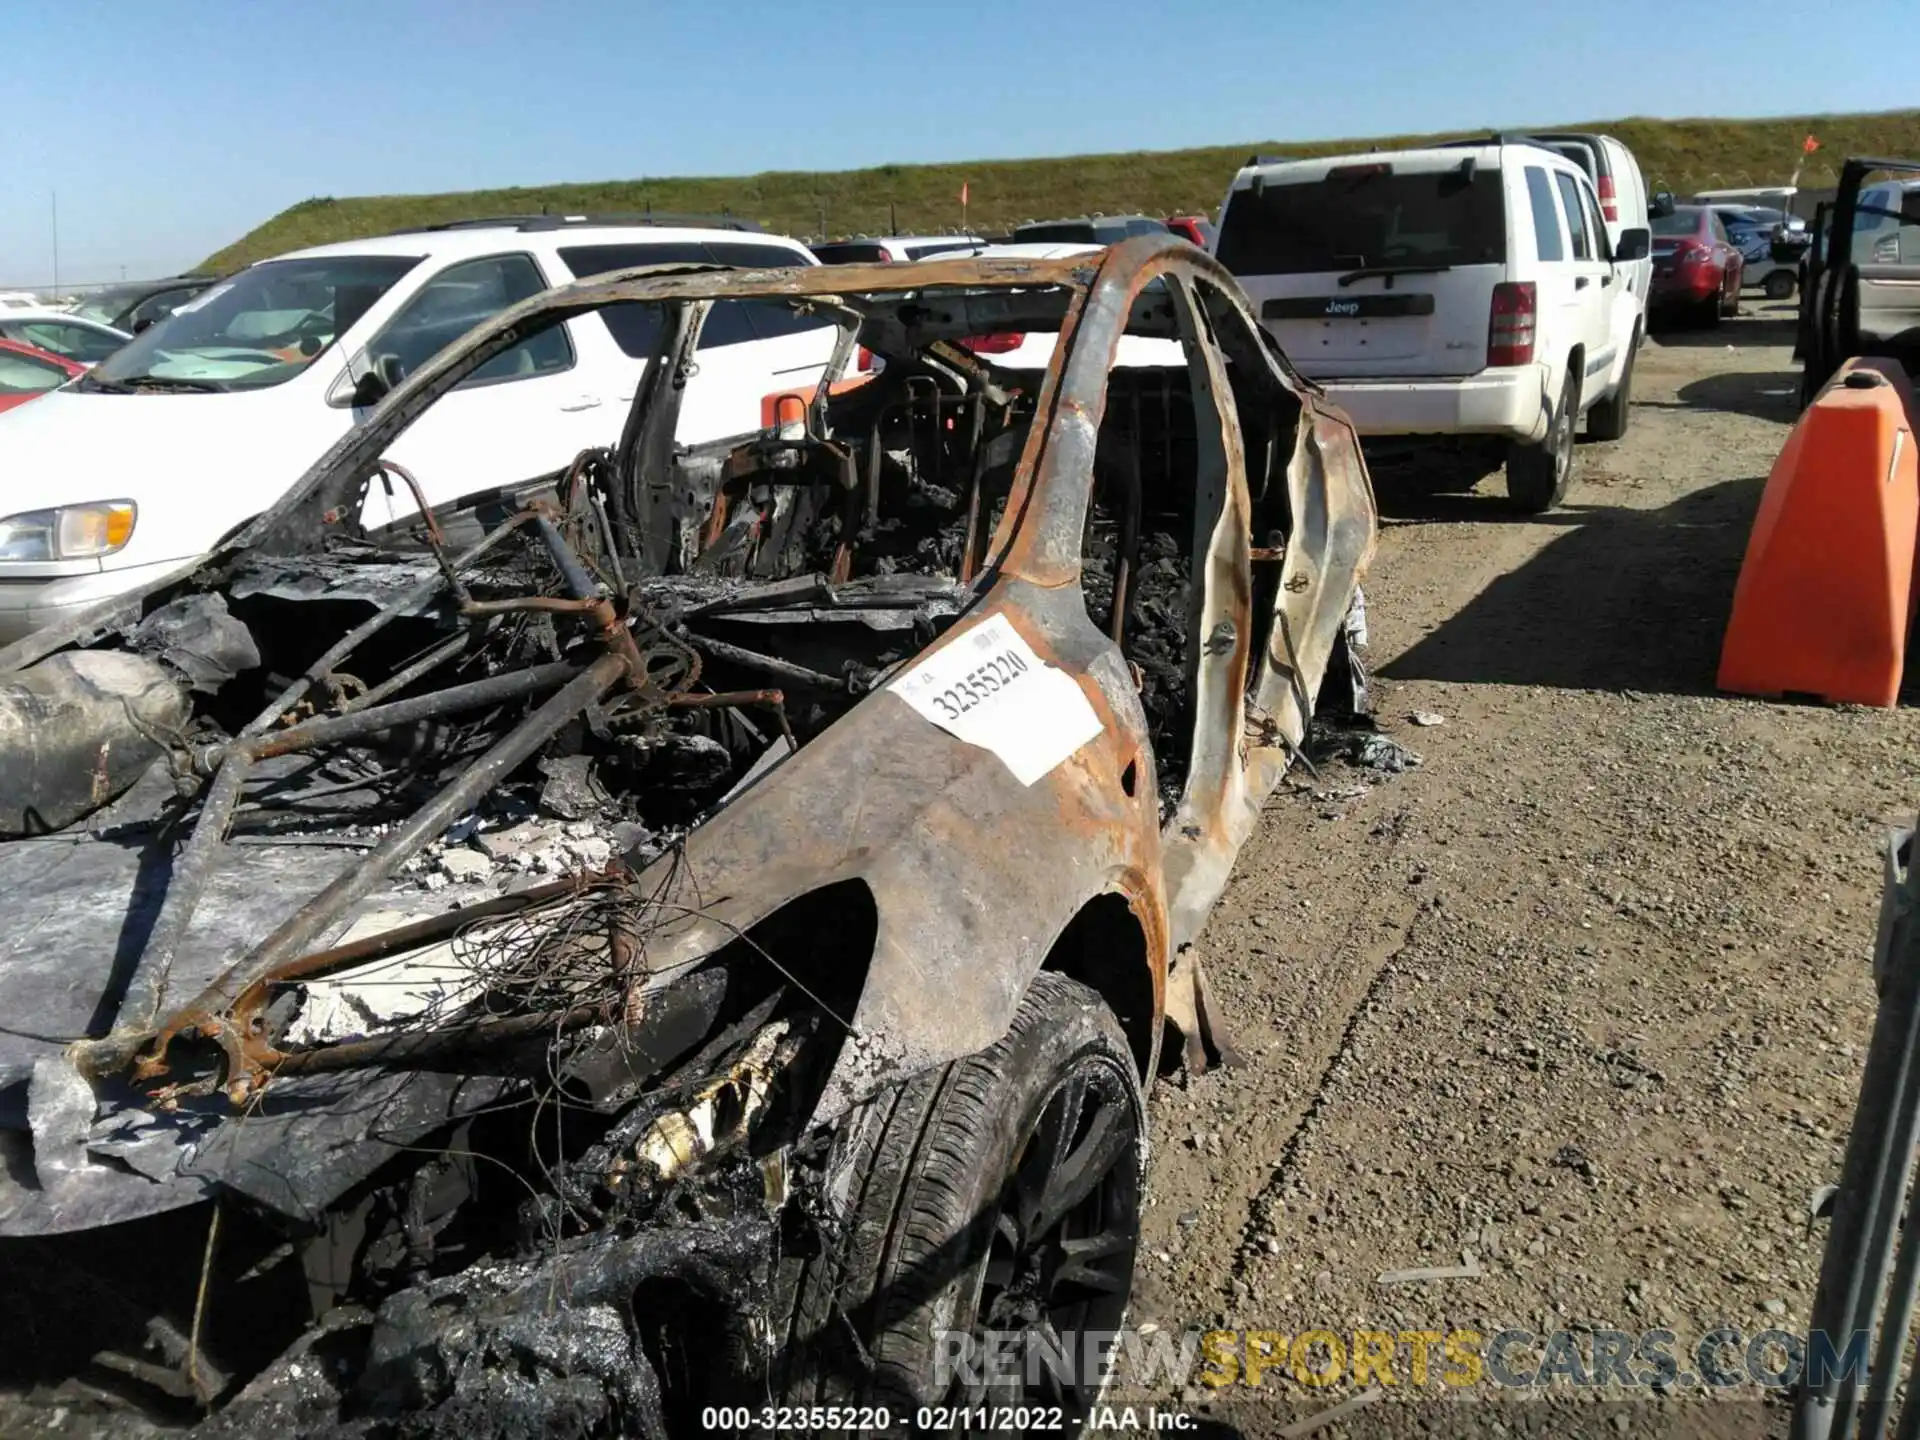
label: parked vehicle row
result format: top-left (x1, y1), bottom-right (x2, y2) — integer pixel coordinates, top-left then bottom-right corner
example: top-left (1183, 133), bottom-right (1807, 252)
top-left (0, 127), bottom-right (1670, 648)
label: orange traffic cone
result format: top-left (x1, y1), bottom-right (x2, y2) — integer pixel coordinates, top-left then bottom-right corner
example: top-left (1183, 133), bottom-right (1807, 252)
top-left (1718, 358), bottom-right (1920, 708)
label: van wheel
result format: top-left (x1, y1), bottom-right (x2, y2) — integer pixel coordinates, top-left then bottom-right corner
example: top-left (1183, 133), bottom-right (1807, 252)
top-left (1583, 332), bottom-right (1635, 442)
top-left (770, 971), bottom-right (1143, 1425)
top-left (1765, 270), bottom-right (1796, 301)
top-left (1506, 373), bottom-right (1578, 513)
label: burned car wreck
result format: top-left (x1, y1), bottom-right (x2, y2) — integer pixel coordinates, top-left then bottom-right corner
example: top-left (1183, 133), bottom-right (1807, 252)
top-left (0, 239), bottom-right (1375, 1435)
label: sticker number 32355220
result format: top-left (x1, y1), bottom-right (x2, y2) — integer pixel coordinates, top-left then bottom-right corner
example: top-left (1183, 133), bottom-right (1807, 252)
top-left (888, 613), bottom-right (1103, 785)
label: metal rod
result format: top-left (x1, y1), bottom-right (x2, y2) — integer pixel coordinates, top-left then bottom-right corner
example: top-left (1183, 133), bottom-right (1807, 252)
top-left (670, 687), bottom-right (795, 750)
top-left (340, 631), bottom-right (473, 713)
top-left (1798, 827), bottom-right (1920, 1440)
top-left (686, 633), bottom-right (851, 692)
top-left (1869, 1187), bottom-right (1920, 1439)
top-left (74, 754), bottom-right (255, 1075)
top-left (235, 873), bottom-right (598, 1002)
top-left (459, 596), bottom-right (603, 617)
top-left (535, 513), bottom-right (600, 601)
top-left (241, 662), bottom-right (580, 762)
top-left (242, 509), bottom-right (541, 736)
top-left (374, 460), bottom-right (465, 602)
top-left (169, 650), bottom-right (634, 1029)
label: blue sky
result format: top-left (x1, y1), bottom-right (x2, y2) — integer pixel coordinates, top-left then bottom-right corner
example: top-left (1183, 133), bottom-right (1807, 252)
top-left (2, 0), bottom-right (1911, 286)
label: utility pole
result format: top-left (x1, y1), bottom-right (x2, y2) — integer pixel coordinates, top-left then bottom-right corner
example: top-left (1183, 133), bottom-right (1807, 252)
top-left (50, 192), bottom-right (59, 296)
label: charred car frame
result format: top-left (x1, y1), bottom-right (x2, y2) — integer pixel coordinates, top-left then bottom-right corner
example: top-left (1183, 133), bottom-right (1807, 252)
top-left (0, 237), bottom-right (1375, 1435)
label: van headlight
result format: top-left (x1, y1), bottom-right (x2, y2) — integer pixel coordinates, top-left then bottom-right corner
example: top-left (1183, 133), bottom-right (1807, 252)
top-left (0, 502), bottom-right (138, 561)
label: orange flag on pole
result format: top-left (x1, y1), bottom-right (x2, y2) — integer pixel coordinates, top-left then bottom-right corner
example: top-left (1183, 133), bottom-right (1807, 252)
top-left (960, 181), bottom-right (970, 205)
top-left (1803, 134), bottom-right (1821, 154)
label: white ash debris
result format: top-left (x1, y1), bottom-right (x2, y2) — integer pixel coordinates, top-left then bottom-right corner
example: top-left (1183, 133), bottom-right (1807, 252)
top-left (400, 814), bottom-right (628, 891)
top-left (285, 909), bottom-right (488, 1046)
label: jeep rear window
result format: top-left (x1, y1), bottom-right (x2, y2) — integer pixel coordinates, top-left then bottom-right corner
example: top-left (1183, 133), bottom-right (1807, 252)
top-left (558, 242), bottom-right (830, 356)
top-left (1215, 167), bottom-right (1506, 275)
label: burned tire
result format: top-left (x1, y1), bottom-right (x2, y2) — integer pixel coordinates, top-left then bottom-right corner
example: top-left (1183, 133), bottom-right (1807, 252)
top-left (1506, 371), bottom-right (1578, 513)
top-left (771, 971), bottom-right (1143, 1430)
top-left (1583, 329), bottom-right (1636, 443)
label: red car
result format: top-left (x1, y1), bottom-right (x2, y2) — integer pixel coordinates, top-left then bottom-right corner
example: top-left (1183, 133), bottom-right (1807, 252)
top-left (1649, 205), bottom-right (1745, 325)
top-left (1167, 214), bottom-right (1217, 249)
top-left (0, 338), bottom-right (83, 415)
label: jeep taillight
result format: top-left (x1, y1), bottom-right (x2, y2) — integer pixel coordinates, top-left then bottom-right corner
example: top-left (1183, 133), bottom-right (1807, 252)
top-left (1488, 282), bottom-right (1536, 366)
top-left (1599, 175), bottom-right (1619, 223)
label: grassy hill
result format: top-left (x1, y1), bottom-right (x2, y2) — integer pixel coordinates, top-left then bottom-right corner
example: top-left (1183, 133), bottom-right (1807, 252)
top-left (204, 109), bottom-right (1920, 271)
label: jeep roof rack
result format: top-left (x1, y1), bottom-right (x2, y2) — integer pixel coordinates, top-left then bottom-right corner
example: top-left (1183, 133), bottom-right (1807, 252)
top-left (385, 212), bottom-right (765, 237)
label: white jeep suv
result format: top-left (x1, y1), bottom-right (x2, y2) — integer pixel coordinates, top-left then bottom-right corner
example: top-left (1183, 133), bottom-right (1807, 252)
top-left (0, 217), bottom-right (835, 643)
top-left (1212, 138), bottom-right (1650, 511)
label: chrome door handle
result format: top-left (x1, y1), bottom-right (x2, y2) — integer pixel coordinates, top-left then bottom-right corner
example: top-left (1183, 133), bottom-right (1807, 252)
top-left (560, 395), bottom-right (603, 412)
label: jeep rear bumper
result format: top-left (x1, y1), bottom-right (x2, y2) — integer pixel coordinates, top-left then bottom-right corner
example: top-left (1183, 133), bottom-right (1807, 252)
top-left (1309, 366), bottom-right (1551, 444)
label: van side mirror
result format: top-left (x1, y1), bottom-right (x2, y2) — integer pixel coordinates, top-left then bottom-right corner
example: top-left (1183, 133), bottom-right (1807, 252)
top-left (1650, 191), bottom-right (1677, 219)
top-left (334, 352), bottom-right (405, 410)
top-left (348, 369), bottom-right (391, 408)
top-left (1614, 228), bottom-right (1651, 262)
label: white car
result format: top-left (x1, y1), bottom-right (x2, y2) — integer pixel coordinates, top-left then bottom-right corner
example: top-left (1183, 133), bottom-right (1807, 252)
top-left (0, 217), bottom-right (837, 643)
top-left (1212, 138), bottom-right (1649, 512)
top-left (908, 241), bottom-right (1186, 370)
top-left (811, 234), bottom-right (983, 263)
top-left (0, 311), bottom-right (130, 366)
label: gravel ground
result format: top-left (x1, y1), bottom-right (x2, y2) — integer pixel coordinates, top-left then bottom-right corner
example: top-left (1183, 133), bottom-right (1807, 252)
top-left (1113, 302), bottom-right (1915, 1438)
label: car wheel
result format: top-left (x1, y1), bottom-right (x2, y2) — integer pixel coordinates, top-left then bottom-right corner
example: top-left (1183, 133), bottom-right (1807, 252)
top-left (1699, 293), bottom-right (1723, 328)
top-left (1506, 371), bottom-right (1578, 513)
top-left (1765, 270), bottom-right (1797, 301)
top-left (1724, 277), bottom-right (1740, 317)
top-left (770, 971), bottom-right (1143, 1424)
top-left (1584, 330), bottom-right (1636, 442)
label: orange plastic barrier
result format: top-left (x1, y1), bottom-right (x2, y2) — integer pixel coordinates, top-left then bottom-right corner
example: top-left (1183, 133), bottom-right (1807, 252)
top-left (1718, 357), bottom-right (1920, 707)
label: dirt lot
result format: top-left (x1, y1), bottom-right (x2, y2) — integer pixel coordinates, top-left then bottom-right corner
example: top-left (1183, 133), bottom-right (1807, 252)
top-left (1122, 302), bottom-right (1916, 1436)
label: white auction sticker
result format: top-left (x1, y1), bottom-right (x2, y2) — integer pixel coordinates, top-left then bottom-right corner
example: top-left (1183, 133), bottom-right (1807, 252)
top-left (889, 613), bottom-right (1103, 785)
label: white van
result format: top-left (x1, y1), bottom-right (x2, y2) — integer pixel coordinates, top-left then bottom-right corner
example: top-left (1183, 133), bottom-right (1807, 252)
top-left (0, 218), bottom-right (838, 642)
top-left (1528, 132), bottom-right (1654, 313)
top-left (1213, 140), bottom-right (1649, 512)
